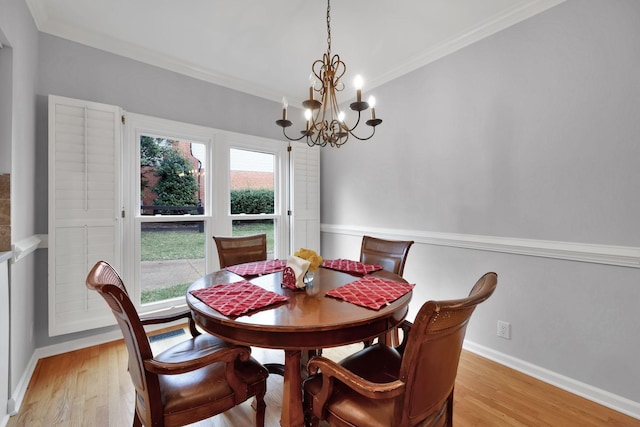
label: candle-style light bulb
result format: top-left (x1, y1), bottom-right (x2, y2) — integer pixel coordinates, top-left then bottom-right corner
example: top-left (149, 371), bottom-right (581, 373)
top-left (338, 111), bottom-right (345, 122)
top-left (354, 75), bottom-right (363, 102)
top-left (282, 97), bottom-right (288, 120)
top-left (309, 74), bottom-right (315, 101)
top-left (368, 96), bottom-right (376, 119)
top-left (305, 109), bottom-right (312, 130)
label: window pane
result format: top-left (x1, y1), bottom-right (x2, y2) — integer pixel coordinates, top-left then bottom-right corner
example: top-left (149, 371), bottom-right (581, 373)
top-left (230, 149), bottom-right (274, 214)
top-left (140, 221), bottom-right (205, 305)
top-left (232, 219), bottom-right (275, 259)
top-left (140, 136), bottom-right (206, 215)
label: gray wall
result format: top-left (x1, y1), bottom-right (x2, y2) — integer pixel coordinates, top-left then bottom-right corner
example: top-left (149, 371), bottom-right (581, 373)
top-left (0, 0), bottom-right (39, 401)
top-left (320, 0), bottom-right (640, 406)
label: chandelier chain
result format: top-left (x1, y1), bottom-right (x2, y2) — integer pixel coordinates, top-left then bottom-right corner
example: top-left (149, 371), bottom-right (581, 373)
top-left (326, 0), bottom-right (332, 55)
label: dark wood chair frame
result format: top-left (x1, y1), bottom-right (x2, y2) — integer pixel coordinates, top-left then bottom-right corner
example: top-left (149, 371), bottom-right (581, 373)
top-left (359, 235), bottom-right (414, 277)
top-left (86, 261), bottom-right (268, 427)
top-left (212, 233), bottom-right (288, 376)
top-left (360, 235), bottom-right (414, 347)
top-left (213, 234), bottom-right (267, 269)
top-left (303, 272), bottom-right (498, 427)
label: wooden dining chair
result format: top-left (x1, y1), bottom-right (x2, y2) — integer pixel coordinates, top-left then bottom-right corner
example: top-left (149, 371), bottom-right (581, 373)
top-left (360, 235), bottom-right (414, 277)
top-left (213, 234), bottom-right (267, 268)
top-left (360, 235), bottom-right (414, 346)
top-left (86, 261), bottom-right (268, 427)
top-left (303, 272), bottom-right (498, 427)
top-left (212, 233), bottom-right (286, 375)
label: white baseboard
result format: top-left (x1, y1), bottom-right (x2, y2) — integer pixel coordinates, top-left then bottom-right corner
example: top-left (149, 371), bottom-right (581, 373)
top-left (8, 329), bottom-right (124, 417)
top-left (7, 320), bottom-right (185, 417)
top-left (464, 340), bottom-right (640, 420)
top-left (6, 351), bottom-right (38, 417)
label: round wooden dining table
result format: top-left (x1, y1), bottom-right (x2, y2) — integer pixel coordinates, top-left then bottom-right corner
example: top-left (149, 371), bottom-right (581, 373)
top-left (186, 266), bottom-right (412, 427)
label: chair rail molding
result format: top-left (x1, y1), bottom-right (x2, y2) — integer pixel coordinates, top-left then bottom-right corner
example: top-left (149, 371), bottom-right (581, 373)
top-left (320, 224), bottom-right (640, 269)
top-left (10, 234), bottom-right (47, 264)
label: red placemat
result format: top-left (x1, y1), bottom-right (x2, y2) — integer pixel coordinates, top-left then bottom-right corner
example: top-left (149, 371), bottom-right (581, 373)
top-left (321, 259), bottom-right (384, 275)
top-left (326, 277), bottom-right (414, 310)
top-left (225, 259), bottom-right (287, 277)
top-left (190, 281), bottom-right (289, 316)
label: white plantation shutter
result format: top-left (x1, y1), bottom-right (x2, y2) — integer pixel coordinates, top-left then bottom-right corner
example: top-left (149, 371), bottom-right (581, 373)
top-left (48, 95), bottom-right (122, 336)
top-left (289, 143), bottom-right (320, 252)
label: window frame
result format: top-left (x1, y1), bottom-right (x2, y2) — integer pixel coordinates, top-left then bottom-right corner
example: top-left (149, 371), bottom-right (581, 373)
top-left (124, 114), bottom-right (289, 314)
top-left (213, 135), bottom-right (288, 264)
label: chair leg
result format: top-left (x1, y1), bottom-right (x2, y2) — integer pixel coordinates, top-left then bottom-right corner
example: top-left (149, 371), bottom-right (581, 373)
top-left (303, 392), bottom-right (320, 427)
top-left (307, 348), bottom-right (322, 358)
top-left (446, 388), bottom-right (454, 426)
top-left (377, 327), bottom-right (399, 347)
top-left (252, 389), bottom-right (267, 427)
top-left (132, 411), bottom-right (143, 427)
top-left (305, 414), bottom-right (320, 427)
top-left (390, 327), bottom-right (400, 347)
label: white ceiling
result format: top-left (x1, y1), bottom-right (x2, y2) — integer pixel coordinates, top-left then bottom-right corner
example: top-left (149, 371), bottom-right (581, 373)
top-left (26, 0), bottom-right (565, 104)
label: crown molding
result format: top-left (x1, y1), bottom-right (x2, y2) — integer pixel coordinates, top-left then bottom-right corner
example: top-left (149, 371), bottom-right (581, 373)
top-left (26, 0), bottom-right (566, 102)
top-left (24, 0), bottom-right (48, 29)
top-left (368, 0), bottom-right (567, 90)
top-left (28, 8), bottom-right (282, 101)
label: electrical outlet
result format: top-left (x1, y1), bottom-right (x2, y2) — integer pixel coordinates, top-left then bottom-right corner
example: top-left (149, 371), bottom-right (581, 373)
top-left (497, 320), bottom-right (511, 339)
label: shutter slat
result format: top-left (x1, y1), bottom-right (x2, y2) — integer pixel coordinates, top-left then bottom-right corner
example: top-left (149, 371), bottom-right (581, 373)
top-left (290, 144), bottom-right (320, 252)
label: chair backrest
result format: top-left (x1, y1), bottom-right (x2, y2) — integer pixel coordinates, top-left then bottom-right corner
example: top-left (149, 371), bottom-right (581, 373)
top-left (213, 234), bottom-right (267, 268)
top-left (359, 235), bottom-right (414, 276)
top-left (396, 272), bottom-right (498, 425)
top-left (86, 261), bottom-right (161, 424)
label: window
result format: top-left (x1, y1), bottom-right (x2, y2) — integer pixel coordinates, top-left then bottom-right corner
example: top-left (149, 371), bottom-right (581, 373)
top-left (124, 115), bottom-right (291, 313)
top-left (48, 95), bottom-right (318, 335)
top-left (137, 136), bottom-right (207, 307)
top-left (229, 148), bottom-right (277, 257)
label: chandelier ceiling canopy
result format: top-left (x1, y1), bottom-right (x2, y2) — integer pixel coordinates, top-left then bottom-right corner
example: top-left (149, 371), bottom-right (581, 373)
top-left (276, 0), bottom-right (382, 148)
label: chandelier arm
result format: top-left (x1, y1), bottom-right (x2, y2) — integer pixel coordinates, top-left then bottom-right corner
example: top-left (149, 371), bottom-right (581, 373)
top-left (345, 126), bottom-right (377, 141)
top-left (281, 127), bottom-right (309, 142)
top-left (340, 110), bottom-right (362, 133)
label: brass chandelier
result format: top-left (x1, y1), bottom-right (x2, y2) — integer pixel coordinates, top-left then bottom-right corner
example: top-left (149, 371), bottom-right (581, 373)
top-left (275, 0), bottom-right (382, 148)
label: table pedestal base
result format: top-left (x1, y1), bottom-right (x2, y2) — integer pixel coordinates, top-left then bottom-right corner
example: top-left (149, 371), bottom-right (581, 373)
top-left (281, 350), bottom-right (304, 427)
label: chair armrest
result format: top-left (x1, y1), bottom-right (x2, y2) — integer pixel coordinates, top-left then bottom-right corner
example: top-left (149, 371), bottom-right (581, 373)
top-left (307, 356), bottom-right (406, 401)
top-left (140, 308), bottom-right (192, 325)
top-left (144, 344), bottom-right (251, 375)
top-left (140, 308), bottom-right (200, 337)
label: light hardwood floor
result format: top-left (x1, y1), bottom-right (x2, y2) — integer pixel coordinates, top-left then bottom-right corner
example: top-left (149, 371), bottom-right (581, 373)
top-left (7, 328), bottom-right (638, 427)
